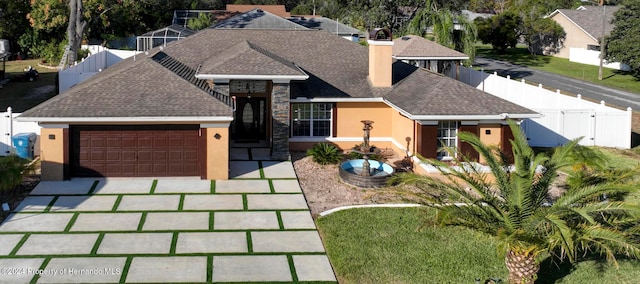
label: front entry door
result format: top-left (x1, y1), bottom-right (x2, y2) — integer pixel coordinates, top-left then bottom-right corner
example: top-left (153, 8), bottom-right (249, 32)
top-left (234, 97), bottom-right (266, 142)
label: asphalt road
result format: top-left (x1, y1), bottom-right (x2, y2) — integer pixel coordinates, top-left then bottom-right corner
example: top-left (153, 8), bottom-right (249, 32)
top-left (473, 57), bottom-right (640, 111)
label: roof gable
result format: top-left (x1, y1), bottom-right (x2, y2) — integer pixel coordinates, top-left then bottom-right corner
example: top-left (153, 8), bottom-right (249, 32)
top-left (549, 6), bottom-right (620, 40)
top-left (21, 54), bottom-right (233, 118)
top-left (393, 35), bottom-right (469, 59)
top-left (198, 40), bottom-right (307, 77)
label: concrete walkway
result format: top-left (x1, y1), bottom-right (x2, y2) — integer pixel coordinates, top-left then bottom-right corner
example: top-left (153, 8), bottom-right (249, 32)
top-left (0, 149), bottom-right (336, 283)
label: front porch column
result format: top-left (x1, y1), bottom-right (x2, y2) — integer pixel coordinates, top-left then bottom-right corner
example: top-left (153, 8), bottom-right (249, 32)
top-left (271, 83), bottom-right (290, 160)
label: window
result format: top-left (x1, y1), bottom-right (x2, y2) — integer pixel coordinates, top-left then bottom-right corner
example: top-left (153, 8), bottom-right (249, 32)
top-left (437, 121), bottom-right (458, 159)
top-left (587, 44), bottom-right (600, 51)
top-left (291, 103), bottom-right (333, 137)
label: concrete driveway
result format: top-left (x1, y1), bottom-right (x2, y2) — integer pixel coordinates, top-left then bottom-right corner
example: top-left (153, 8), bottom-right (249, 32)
top-left (0, 160), bottom-right (336, 283)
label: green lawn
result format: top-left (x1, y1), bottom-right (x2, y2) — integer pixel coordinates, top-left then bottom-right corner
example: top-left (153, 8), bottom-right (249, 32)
top-left (317, 207), bottom-right (640, 283)
top-left (0, 58), bottom-right (58, 112)
top-left (475, 44), bottom-right (640, 94)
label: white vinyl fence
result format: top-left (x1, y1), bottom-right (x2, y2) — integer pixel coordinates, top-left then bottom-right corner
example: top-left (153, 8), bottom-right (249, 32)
top-left (1, 107), bottom-right (41, 156)
top-left (460, 67), bottom-right (632, 149)
top-left (58, 47), bottom-right (138, 93)
top-left (569, 48), bottom-right (630, 71)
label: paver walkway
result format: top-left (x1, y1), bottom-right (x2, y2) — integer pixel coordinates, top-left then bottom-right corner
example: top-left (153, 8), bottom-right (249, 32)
top-left (0, 148), bottom-right (336, 283)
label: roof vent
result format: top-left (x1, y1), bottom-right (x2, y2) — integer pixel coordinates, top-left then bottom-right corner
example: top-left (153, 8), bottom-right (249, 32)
top-left (256, 9), bottom-right (263, 13)
top-left (401, 36), bottom-right (411, 41)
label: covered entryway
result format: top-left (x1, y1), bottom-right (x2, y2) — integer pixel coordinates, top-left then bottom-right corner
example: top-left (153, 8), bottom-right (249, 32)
top-left (71, 125), bottom-right (204, 177)
top-left (233, 97), bottom-right (267, 143)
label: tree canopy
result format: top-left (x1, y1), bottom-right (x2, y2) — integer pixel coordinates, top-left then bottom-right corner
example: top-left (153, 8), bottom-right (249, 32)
top-left (606, 0), bottom-right (640, 77)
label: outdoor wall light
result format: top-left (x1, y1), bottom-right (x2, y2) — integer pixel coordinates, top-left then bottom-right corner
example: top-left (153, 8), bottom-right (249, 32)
top-left (485, 130), bottom-right (491, 135)
top-left (48, 134), bottom-right (55, 140)
top-left (214, 133), bottom-right (222, 139)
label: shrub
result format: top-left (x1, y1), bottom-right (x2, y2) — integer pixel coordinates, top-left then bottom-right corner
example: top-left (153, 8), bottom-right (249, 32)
top-left (0, 155), bottom-right (33, 202)
top-left (307, 143), bottom-right (342, 165)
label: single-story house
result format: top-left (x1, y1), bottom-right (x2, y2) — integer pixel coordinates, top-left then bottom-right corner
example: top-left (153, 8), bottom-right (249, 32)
top-left (19, 28), bottom-right (538, 181)
top-left (548, 5), bottom-right (620, 59)
top-left (392, 35), bottom-right (469, 79)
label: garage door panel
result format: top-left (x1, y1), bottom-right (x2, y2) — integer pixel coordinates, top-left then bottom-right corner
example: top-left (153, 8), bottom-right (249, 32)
top-left (137, 151), bottom-right (152, 161)
top-left (122, 137), bottom-right (137, 148)
top-left (138, 137), bottom-right (153, 148)
top-left (72, 125), bottom-right (202, 177)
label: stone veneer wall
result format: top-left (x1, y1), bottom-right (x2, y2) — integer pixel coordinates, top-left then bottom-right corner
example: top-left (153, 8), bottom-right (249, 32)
top-left (271, 83), bottom-right (290, 160)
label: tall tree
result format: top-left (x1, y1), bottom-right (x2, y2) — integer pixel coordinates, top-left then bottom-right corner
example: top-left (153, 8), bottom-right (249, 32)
top-left (391, 121), bottom-right (640, 283)
top-left (67, 0), bottom-right (87, 64)
top-left (0, 0), bottom-right (30, 50)
top-left (606, 0), bottom-right (640, 77)
top-left (475, 12), bottom-right (520, 53)
top-left (406, 0), bottom-right (477, 62)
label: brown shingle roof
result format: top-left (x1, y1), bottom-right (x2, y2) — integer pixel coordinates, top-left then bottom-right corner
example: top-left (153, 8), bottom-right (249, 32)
top-left (393, 35), bottom-right (469, 59)
top-left (20, 54), bottom-right (232, 118)
top-left (385, 68), bottom-right (535, 117)
top-left (21, 29), bottom-right (536, 119)
top-left (551, 6), bottom-right (620, 40)
top-left (198, 40), bottom-right (306, 76)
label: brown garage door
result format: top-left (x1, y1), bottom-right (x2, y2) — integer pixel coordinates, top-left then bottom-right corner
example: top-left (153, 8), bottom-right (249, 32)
top-left (71, 125), bottom-right (204, 177)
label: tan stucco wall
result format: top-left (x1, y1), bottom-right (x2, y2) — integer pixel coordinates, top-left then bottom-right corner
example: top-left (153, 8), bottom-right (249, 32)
top-left (369, 43), bottom-right (393, 87)
top-left (40, 128), bottom-right (66, 181)
top-left (390, 110), bottom-right (415, 155)
top-left (335, 102), bottom-right (393, 138)
top-left (552, 14), bottom-right (597, 59)
top-left (478, 124), bottom-right (503, 164)
top-left (206, 127), bottom-right (229, 180)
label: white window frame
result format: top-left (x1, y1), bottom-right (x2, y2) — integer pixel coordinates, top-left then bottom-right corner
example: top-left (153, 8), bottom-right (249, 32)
top-left (291, 103), bottom-right (333, 137)
top-left (437, 121), bottom-right (458, 160)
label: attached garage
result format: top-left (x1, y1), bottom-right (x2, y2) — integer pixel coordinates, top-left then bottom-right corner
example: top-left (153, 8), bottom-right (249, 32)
top-left (71, 125), bottom-right (205, 177)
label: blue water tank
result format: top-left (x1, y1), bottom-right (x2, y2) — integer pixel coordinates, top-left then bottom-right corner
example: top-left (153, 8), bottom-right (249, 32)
top-left (12, 133), bottom-right (37, 159)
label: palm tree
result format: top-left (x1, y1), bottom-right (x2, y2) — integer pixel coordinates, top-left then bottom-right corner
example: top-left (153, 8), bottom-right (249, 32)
top-left (391, 121), bottom-right (640, 283)
top-left (405, 0), bottom-right (477, 64)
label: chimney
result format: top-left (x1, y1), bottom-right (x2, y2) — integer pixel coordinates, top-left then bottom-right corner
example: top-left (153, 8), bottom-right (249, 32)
top-left (368, 28), bottom-right (394, 88)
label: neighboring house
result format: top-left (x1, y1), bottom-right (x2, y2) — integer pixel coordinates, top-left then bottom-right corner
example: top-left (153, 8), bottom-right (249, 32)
top-left (136, 25), bottom-right (195, 52)
top-left (19, 28), bottom-right (538, 181)
top-left (288, 16), bottom-right (365, 42)
top-left (392, 35), bottom-right (469, 79)
top-left (548, 6), bottom-right (620, 59)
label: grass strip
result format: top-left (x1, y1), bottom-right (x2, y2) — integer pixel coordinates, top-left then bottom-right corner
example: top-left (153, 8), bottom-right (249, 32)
top-left (149, 180), bottom-right (158, 194)
top-left (9, 233), bottom-right (30, 256)
top-left (136, 212), bottom-right (147, 232)
top-left (246, 231), bottom-right (253, 253)
top-left (207, 255), bottom-right (213, 283)
top-left (210, 180), bottom-right (216, 193)
top-left (268, 179), bottom-right (275, 193)
top-left (258, 161), bottom-right (265, 179)
top-left (90, 233), bottom-right (105, 255)
top-left (209, 211), bottom-right (214, 231)
top-left (63, 213), bottom-right (80, 232)
top-left (276, 211), bottom-right (284, 230)
top-left (170, 232), bottom-right (178, 255)
top-left (43, 196), bottom-right (59, 212)
top-left (287, 254), bottom-right (299, 282)
top-left (118, 256), bottom-right (133, 283)
top-left (242, 195), bottom-right (248, 210)
top-left (111, 195), bottom-right (123, 212)
top-left (87, 180), bottom-right (99, 195)
top-left (178, 194), bottom-right (185, 211)
top-left (30, 257), bottom-right (51, 284)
